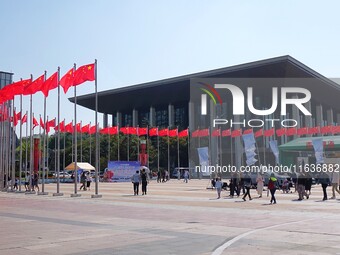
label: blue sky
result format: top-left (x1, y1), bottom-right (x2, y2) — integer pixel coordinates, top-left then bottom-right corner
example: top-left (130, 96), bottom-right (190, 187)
top-left (1, 0), bottom-right (340, 135)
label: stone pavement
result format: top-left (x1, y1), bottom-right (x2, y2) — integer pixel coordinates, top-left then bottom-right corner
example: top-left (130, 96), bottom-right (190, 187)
top-left (1, 180), bottom-right (340, 255)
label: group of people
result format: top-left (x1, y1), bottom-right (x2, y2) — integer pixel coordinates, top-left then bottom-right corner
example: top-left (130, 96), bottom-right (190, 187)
top-left (131, 169), bottom-right (149, 195)
top-left (79, 171), bottom-right (92, 191)
top-left (156, 170), bottom-right (170, 183)
top-left (212, 171), bottom-right (340, 203)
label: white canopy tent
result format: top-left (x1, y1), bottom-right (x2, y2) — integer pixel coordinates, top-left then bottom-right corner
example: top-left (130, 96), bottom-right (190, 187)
top-left (65, 162), bottom-right (95, 171)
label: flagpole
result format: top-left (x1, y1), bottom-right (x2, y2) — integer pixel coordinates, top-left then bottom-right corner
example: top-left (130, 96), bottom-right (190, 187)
top-left (108, 127), bottom-right (111, 161)
top-left (54, 67), bottom-right (62, 196)
top-left (38, 114), bottom-right (42, 191)
top-left (219, 128), bottom-right (222, 167)
top-left (89, 122), bottom-right (92, 165)
top-left (157, 127), bottom-right (159, 173)
top-left (137, 126), bottom-right (140, 161)
top-left (18, 92), bottom-right (23, 192)
top-left (5, 102), bottom-right (10, 190)
top-left (63, 118), bottom-right (66, 171)
top-left (187, 128), bottom-right (190, 176)
top-left (11, 102), bottom-right (15, 191)
top-left (167, 126), bottom-right (170, 175)
top-left (25, 110), bottom-right (28, 191)
top-left (92, 59), bottom-right (101, 198)
top-left (117, 124), bottom-right (120, 161)
top-left (177, 127), bottom-right (180, 177)
top-left (71, 63), bottom-right (80, 197)
top-left (147, 125), bottom-right (150, 170)
top-left (127, 133), bottom-right (130, 161)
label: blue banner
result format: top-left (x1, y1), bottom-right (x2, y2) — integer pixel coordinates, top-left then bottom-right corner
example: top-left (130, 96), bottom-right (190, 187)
top-left (107, 161), bottom-right (141, 182)
top-left (269, 140), bottom-right (280, 164)
top-left (312, 138), bottom-right (324, 164)
top-left (197, 147), bottom-right (210, 176)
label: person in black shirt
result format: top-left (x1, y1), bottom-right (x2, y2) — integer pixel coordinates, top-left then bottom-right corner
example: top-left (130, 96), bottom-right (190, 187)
top-left (141, 169), bottom-right (149, 195)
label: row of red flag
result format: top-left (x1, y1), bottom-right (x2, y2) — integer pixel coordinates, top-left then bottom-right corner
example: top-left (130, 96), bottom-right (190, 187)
top-left (0, 63), bottom-right (95, 104)
top-left (192, 126), bottom-right (340, 138)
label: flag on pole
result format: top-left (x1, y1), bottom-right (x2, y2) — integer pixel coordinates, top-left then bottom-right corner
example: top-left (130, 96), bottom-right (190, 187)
top-left (137, 127), bottom-right (148, 136)
top-left (297, 127), bottom-right (308, 136)
top-left (149, 127), bottom-right (158, 136)
top-left (276, 128), bottom-right (286, 137)
top-left (65, 121), bottom-right (74, 133)
top-left (191, 129), bottom-right (200, 137)
top-left (46, 119), bottom-right (56, 133)
top-left (264, 128), bottom-right (275, 137)
top-left (169, 128), bottom-right (178, 137)
top-left (199, 128), bottom-right (209, 137)
top-left (54, 120), bottom-right (65, 132)
top-left (286, 127), bottom-right (297, 136)
top-left (307, 126), bottom-right (319, 135)
top-left (254, 128), bottom-right (263, 138)
top-left (178, 129), bottom-right (189, 137)
top-left (0, 78), bottom-right (32, 100)
top-left (73, 63), bottom-right (95, 86)
top-left (33, 117), bottom-right (39, 129)
top-left (41, 72), bottom-right (58, 97)
top-left (212, 128), bottom-right (221, 137)
top-left (40, 117), bottom-right (45, 129)
top-left (222, 129), bottom-right (231, 137)
top-left (231, 129), bottom-right (242, 137)
top-left (59, 68), bottom-right (74, 93)
top-left (23, 74), bottom-right (44, 95)
top-left (158, 128), bottom-right (169, 137)
top-left (320, 125), bottom-right (333, 134)
top-left (21, 113), bottom-right (27, 124)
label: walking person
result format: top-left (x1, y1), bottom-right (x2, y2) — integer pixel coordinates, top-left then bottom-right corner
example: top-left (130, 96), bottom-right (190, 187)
top-left (297, 173), bottom-right (308, 200)
top-left (33, 173), bottom-right (39, 192)
top-left (242, 173), bottom-right (252, 201)
top-left (268, 173), bottom-right (277, 204)
top-left (131, 170), bottom-right (141, 195)
top-left (86, 173), bottom-right (92, 191)
top-left (305, 173), bottom-right (312, 197)
top-left (157, 170), bottom-right (161, 183)
top-left (215, 177), bottom-right (222, 199)
top-left (183, 170), bottom-right (189, 183)
top-left (141, 169), bottom-right (148, 195)
top-left (79, 172), bottom-right (87, 191)
top-left (330, 170), bottom-right (340, 199)
top-left (256, 173), bottom-right (264, 198)
top-left (319, 172), bottom-right (330, 201)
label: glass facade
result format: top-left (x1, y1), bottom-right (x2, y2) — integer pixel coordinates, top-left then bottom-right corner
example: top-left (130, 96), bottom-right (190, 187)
top-left (0, 72), bottom-right (13, 89)
top-left (155, 107), bottom-right (168, 128)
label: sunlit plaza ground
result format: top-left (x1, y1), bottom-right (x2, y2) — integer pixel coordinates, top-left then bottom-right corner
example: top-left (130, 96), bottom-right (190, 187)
top-left (1, 179), bottom-right (340, 255)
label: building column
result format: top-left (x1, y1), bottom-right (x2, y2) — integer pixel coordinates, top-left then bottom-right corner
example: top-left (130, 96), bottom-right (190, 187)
top-left (111, 114), bottom-right (115, 127)
top-left (116, 112), bottom-right (122, 127)
top-left (132, 109), bottom-right (138, 127)
top-left (149, 107), bottom-right (156, 127)
top-left (305, 101), bottom-right (313, 127)
top-left (327, 108), bottom-right (334, 126)
top-left (168, 104), bottom-right (174, 128)
top-left (188, 101), bottom-right (195, 131)
top-left (103, 113), bottom-right (108, 128)
top-left (316, 105), bottom-right (323, 127)
top-left (336, 113), bottom-right (340, 125)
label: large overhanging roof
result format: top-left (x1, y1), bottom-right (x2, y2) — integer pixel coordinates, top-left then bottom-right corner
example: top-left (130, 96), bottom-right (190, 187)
top-left (69, 55), bottom-right (340, 114)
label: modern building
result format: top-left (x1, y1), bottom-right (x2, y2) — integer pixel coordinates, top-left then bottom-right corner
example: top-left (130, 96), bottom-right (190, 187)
top-left (71, 56), bottom-right (340, 172)
top-left (0, 71), bottom-right (13, 89)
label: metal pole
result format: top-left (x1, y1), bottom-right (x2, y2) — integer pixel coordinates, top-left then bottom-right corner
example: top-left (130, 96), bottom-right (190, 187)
top-left (18, 94), bottom-right (23, 192)
top-left (92, 59), bottom-right (101, 198)
top-left (11, 103), bottom-right (15, 191)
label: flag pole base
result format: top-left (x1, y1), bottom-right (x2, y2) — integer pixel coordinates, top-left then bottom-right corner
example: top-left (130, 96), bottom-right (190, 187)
top-left (25, 191), bottom-right (36, 195)
top-left (91, 194), bottom-right (102, 198)
top-left (38, 192), bottom-right (49, 195)
top-left (53, 193), bottom-right (64, 197)
top-left (70, 194), bottom-right (81, 197)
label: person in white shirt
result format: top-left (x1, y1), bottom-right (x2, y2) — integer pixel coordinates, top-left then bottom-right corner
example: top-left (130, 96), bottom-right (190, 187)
top-left (131, 171), bottom-right (141, 195)
top-left (215, 177), bottom-right (223, 199)
top-left (256, 173), bottom-right (264, 198)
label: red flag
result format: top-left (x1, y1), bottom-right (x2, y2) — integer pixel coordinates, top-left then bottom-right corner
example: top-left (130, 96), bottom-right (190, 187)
top-left (264, 128), bottom-right (275, 137)
top-left (231, 129), bottom-right (242, 137)
top-left (199, 128), bottom-right (209, 137)
top-left (75, 123), bottom-right (81, 133)
top-left (178, 129), bottom-right (189, 138)
top-left (100, 127), bottom-right (109, 134)
top-left (286, 127), bottom-right (297, 136)
top-left (21, 113), bottom-right (27, 124)
top-left (40, 117), bottom-right (45, 129)
top-left (149, 127), bottom-right (158, 136)
top-left (129, 127), bottom-right (137, 135)
top-left (88, 125), bottom-right (97, 134)
top-left (320, 125), bottom-right (332, 134)
top-left (212, 129), bottom-right (221, 137)
top-left (13, 110), bottom-right (19, 126)
top-left (297, 127), bottom-right (308, 136)
top-left (158, 128), bottom-right (169, 137)
top-left (41, 72), bottom-right (58, 97)
top-left (54, 120), bottom-right (65, 132)
top-left (81, 124), bottom-right (90, 133)
top-left (332, 126), bottom-right (340, 134)
top-left (254, 128), bottom-right (263, 138)
top-left (222, 129), bottom-right (231, 137)
top-left (137, 127), bottom-right (148, 136)
top-left (169, 128), bottom-right (178, 137)
top-left (1, 79), bottom-right (32, 100)
top-left (276, 128), bottom-right (286, 137)
top-left (59, 68), bottom-right (74, 93)
top-left (307, 126), bottom-right (319, 135)
top-left (243, 128), bottom-right (253, 135)
top-left (65, 121), bottom-right (74, 133)
top-left (73, 63), bottom-right (95, 86)
top-left (192, 129), bottom-right (200, 138)
top-left (33, 117), bottom-right (39, 129)
top-left (23, 74), bottom-right (44, 95)
top-left (109, 126), bottom-right (118, 135)
top-left (46, 119), bottom-right (56, 133)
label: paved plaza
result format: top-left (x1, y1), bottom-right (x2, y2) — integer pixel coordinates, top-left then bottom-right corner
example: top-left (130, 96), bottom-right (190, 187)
top-left (1, 179), bottom-right (340, 255)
